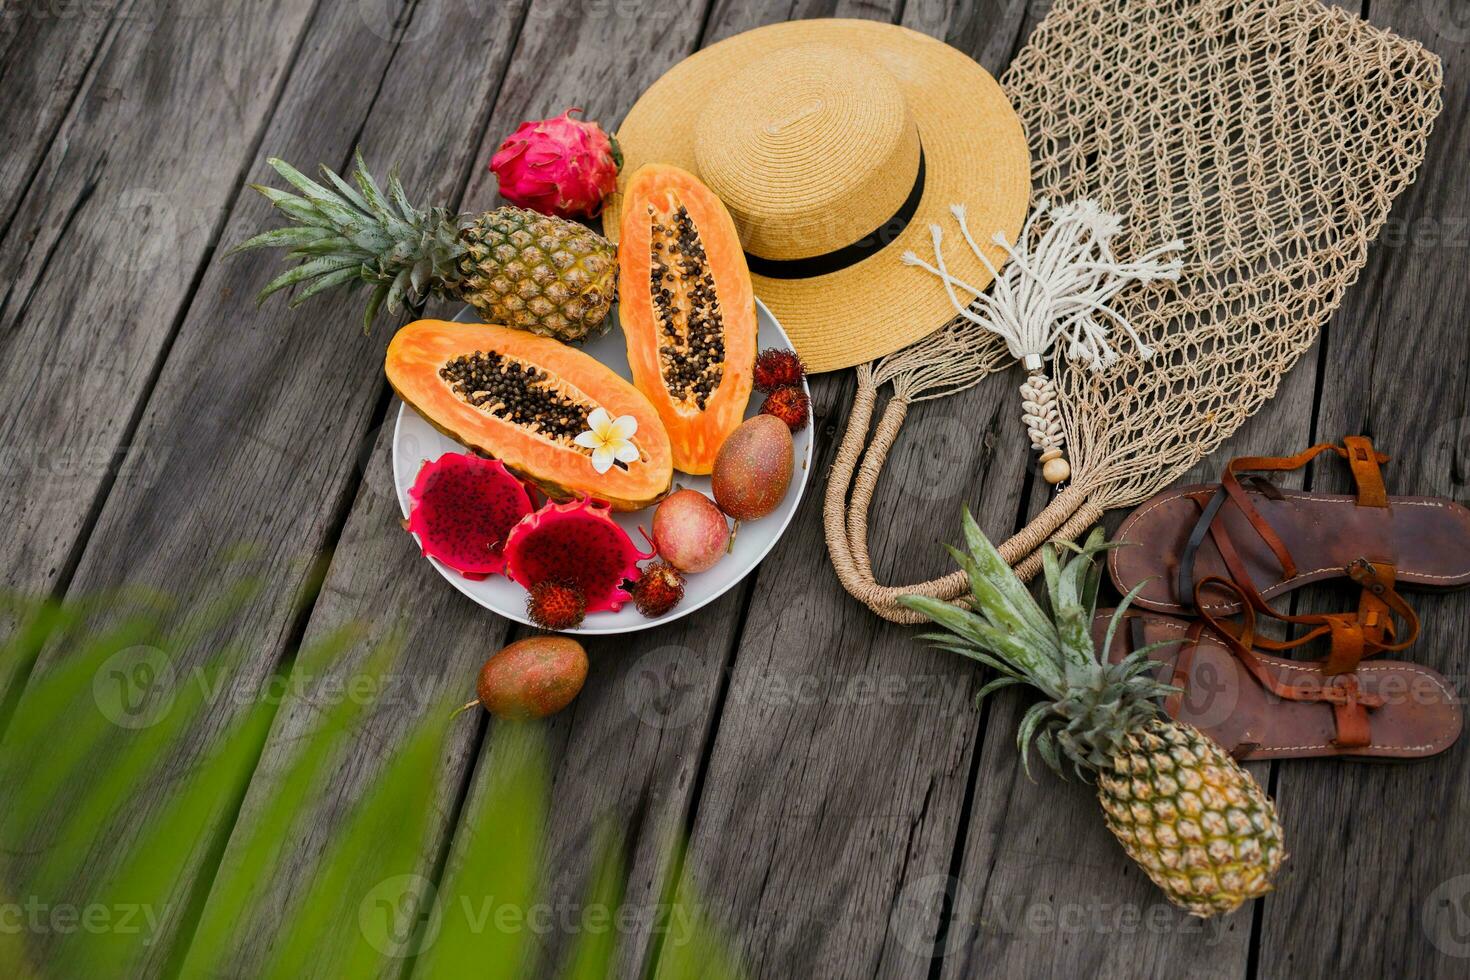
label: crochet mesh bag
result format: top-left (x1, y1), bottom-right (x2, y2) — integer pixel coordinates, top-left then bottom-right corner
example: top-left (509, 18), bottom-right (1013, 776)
top-left (825, 0), bottom-right (1443, 622)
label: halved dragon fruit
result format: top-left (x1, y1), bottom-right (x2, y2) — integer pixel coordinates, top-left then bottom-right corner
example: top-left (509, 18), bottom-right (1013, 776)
top-left (405, 453), bottom-right (534, 579)
top-left (504, 496), bottom-right (653, 613)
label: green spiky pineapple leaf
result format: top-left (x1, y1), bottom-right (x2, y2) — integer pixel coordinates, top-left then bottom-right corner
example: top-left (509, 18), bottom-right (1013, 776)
top-left (233, 148), bottom-right (466, 327)
top-left (901, 513), bottom-right (1183, 781)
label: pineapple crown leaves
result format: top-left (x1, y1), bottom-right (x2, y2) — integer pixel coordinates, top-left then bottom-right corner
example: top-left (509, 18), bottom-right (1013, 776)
top-left (229, 148), bottom-right (469, 332)
top-left (898, 512), bottom-right (1180, 781)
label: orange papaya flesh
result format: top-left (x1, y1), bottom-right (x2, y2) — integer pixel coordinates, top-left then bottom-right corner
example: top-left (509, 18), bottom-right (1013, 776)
top-left (386, 319), bottom-right (672, 511)
top-left (618, 164), bottom-right (756, 475)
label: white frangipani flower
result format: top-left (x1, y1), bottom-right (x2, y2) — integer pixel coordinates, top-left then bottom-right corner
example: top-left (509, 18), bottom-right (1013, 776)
top-left (574, 407), bottom-right (640, 474)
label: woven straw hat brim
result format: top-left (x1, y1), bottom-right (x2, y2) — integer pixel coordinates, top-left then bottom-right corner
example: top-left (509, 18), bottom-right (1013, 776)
top-left (603, 19), bottom-right (1031, 374)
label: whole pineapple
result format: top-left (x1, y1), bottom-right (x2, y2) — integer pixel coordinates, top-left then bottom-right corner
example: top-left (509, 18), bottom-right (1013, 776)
top-left (899, 514), bottom-right (1284, 917)
top-left (231, 151), bottom-right (617, 340)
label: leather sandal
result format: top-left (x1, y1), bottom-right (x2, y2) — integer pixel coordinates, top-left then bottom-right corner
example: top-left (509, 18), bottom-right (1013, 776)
top-left (1093, 578), bottom-right (1462, 761)
top-left (1109, 438), bottom-right (1470, 668)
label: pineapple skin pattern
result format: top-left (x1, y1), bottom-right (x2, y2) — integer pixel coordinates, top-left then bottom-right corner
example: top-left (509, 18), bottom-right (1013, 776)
top-left (461, 209), bottom-right (617, 343)
top-left (899, 513), bottom-right (1285, 918)
top-left (1099, 719), bottom-right (1284, 917)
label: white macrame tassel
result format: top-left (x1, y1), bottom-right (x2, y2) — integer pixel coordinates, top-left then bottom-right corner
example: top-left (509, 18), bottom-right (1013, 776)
top-left (903, 198), bottom-right (1183, 484)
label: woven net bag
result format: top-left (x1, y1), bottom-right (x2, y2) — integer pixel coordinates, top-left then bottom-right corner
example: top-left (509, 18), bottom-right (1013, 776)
top-left (825, 0), bottom-right (1443, 622)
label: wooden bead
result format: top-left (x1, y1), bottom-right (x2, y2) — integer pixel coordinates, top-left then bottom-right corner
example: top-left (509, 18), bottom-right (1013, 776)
top-left (1042, 457), bottom-right (1071, 484)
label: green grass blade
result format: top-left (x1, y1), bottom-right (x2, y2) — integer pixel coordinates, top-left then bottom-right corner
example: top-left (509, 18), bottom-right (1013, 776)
top-left (0, 616), bottom-right (164, 840)
top-left (651, 870), bottom-right (746, 980)
top-left (48, 698), bottom-right (275, 975)
top-left (260, 715), bottom-right (447, 978)
top-left (560, 825), bottom-right (626, 980)
top-left (415, 722), bottom-right (547, 978)
top-left (27, 660), bottom-right (225, 898)
top-left (179, 625), bottom-right (389, 976)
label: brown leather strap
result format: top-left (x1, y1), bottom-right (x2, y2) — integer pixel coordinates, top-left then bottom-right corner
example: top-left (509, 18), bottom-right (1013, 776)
top-left (1161, 618), bottom-right (1207, 720)
top-left (1329, 675), bottom-right (1374, 748)
top-left (1177, 488), bottom-right (1228, 609)
top-left (1199, 556), bottom-right (1419, 670)
top-left (1182, 438), bottom-right (1393, 593)
top-left (1173, 437), bottom-right (1417, 668)
top-left (1343, 435), bottom-right (1389, 507)
top-left (1194, 577), bottom-right (1385, 748)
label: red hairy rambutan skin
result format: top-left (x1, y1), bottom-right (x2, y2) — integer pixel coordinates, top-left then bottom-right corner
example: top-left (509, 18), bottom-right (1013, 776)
top-left (753, 348), bottom-right (806, 392)
top-left (631, 562), bottom-right (685, 618)
top-left (526, 578), bottom-right (587, 630)
top-left (759, 385), bottom-right (810, 431)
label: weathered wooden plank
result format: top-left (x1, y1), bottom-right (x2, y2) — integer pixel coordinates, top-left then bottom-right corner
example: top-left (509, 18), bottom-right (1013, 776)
top-left (176, 435), bottom-right (518, 978)
top-left (424, 3), bottom-right (1026, 978)
top-left (462, 595), bottom-right (751, 980)
top-left (935, 0), bottom-right (1387, 968)
top-left (0, 0), bottom-right (321, 708)
top-left (1258, 2), bottom-right (1470, 975)
top-left (2, 0), bottom-right (533, 973)
top-left (192, 0), bottom-right (735, 975)
top-left (0, 0), bottom-right (123, 231)
top-left (625, 6), bottom-right (1046, 974)
top-left (435, 0), bottom-right (754, 974)
top-left (184, 1), bottom-right (730, 977)
top-left (932, 377), bottom-right (1327, 978)
top-left (408, 0), bottom-right (772, 975)
top-left (701, 0), bottom-right (885, 44)
top-left (937, 2), bottom-right (1466, 974)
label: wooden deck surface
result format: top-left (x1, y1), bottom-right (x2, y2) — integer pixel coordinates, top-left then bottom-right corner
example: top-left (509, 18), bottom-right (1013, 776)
top-left (2, 0), bottom-right (1468, 976)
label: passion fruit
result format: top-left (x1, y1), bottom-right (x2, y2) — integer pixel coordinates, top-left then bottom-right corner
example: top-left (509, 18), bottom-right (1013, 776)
top-left (652, 488), bottom-right (731, 572)
top-left (463, 636), bottom-right (588, 720)
top-left (711, 415), bottom-right (793, 521)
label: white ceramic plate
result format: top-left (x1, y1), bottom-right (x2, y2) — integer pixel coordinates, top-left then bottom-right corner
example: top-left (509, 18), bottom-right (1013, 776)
top-left (393, 300), bottom-right (813, 634)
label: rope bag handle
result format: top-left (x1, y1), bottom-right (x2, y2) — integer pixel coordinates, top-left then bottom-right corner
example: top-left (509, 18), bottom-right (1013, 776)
top-left (823, 362), bottom-right (1102, 623)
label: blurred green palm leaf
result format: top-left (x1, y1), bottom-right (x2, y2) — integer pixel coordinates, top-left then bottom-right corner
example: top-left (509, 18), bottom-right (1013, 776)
top-left (0, 588), bottom-right (744, 978)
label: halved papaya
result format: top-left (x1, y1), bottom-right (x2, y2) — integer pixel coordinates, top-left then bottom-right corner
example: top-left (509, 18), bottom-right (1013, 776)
top-left (618, 164), bottom-right (756, 474)
top-left (386, 319), bottom-right (672, 510)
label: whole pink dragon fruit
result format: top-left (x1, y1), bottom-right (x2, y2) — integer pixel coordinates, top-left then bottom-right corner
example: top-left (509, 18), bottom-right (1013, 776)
top-left (504, 496), bottom-right (653, 613)
top-left (405, 453), bottom-right (534, 579)
top-left (490, 108), bottom-right (622, 218)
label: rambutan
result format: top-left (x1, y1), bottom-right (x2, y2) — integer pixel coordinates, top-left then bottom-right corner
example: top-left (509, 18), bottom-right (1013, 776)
top-left (526, 578), bottom-right (587, 630)
top-left (631, 562), bottom-right (685, 618)
top-left (760, 385), bottom-right (810, 431)
top-left (753, 348), bottom-right (805, 392)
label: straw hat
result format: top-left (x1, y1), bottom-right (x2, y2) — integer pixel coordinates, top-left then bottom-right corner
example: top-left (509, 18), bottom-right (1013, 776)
top-left (603, 19), bottom-right (1031, 374)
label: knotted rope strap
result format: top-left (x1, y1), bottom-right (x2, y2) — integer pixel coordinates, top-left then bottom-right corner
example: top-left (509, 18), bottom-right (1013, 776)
top-left (824, 358), bottom-right (1103, 624)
